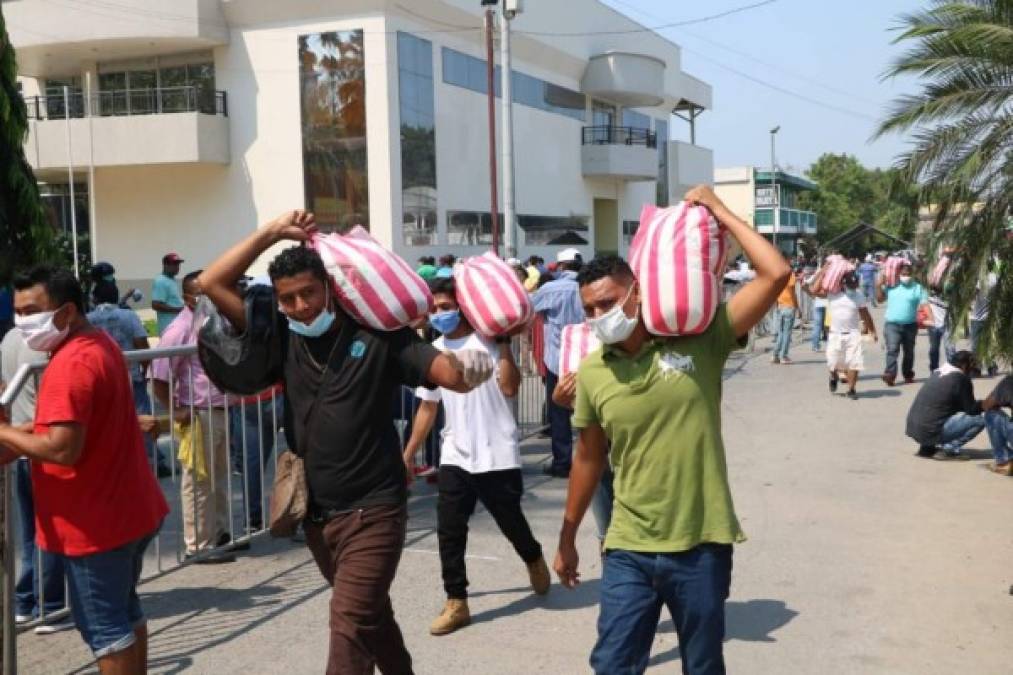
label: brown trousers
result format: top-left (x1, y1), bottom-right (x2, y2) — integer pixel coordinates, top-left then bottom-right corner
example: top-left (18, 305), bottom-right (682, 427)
top-left (304, 503), bottom-right (413, 675)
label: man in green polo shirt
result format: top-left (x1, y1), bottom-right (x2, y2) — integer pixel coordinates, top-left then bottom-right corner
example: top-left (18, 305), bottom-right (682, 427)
top-left (553, 185), bottom-right (791, 675)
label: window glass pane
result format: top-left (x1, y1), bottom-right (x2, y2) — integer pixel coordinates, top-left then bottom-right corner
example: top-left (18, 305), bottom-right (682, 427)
top-left (299, 30), bottom-right (369, 233)
top-left (656, 118), bottom-right (669, 206)
top-left (447, 211), bottom-right (504, 246)
top-left (97, 73), bottom-right (127, 116)
top-left (399, 33), bottom-right (437, 246)
top-left (128, 70), bottom-right (156, 114)
top-left (622, 109), bottom-right (650, 129)
top-left (622, 220), bottom-right (640, 248)
top-left (518, 215), bottom-right (590, 246)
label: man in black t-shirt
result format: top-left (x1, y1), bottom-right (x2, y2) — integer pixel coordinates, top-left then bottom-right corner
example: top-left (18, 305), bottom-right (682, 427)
top-left (199, 210), bottom-right (494, 675)
top-left (983, 376), bottom-right (1013, 475)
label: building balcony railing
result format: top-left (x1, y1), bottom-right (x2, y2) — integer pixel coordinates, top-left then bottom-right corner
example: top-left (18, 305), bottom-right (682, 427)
top-left (581, 125), bottom-right (657, 149)
top-left (23, 86), bottom-right (228, 121)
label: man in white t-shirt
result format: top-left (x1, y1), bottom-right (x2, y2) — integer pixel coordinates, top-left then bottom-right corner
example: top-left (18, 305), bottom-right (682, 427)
top-left (810, 270), bottom-right (878, 399)
top-left (404, 277), bottom-right (550, 637)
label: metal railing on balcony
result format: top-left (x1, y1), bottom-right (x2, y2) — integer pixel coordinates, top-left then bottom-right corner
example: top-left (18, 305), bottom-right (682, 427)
top-left (581, 125), bottom-right (657, 148)
top-left (22, 86), bottom-right (228, 121)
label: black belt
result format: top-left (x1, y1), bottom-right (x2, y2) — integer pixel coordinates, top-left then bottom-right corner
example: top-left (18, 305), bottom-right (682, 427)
top-left (307, 506), bottom-right (357, 525)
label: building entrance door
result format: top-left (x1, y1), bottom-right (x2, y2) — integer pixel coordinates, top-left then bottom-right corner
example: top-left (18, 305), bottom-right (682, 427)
top-left (593, 198), bottom-right (619, 257)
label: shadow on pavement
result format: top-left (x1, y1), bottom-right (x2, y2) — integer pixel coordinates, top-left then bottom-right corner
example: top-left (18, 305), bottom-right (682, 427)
top-left (648, 598), bottom-right (798, 668)
top-left (468, 579), bottom-right (602, 625)
top-left (66, 559), bottom-right (327, 675)
top-left (855, 389), bottom-right (902, 399)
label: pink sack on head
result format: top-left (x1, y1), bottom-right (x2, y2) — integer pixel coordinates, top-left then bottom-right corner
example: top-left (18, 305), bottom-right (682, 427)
top-left (820, 256), bottom-right (854, 294)
top-left (453, 252), bottom-right (533, 337)
top-left (929, 255), bottom-right (950, 287)
top-left (559, 323), bottom-right (601, 378)
top-left (883, 256), bottom-right (907, 288)
top-left (310, 227), bottom-right (433, 331)
top-left (629, 201), bottom-right (728, 336)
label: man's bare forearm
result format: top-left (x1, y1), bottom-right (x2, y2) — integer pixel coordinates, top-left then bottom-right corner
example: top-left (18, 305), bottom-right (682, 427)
top-left (199, 227), bottom-right (279, 330)
top-left (559, 432), bottom-right (607, 545)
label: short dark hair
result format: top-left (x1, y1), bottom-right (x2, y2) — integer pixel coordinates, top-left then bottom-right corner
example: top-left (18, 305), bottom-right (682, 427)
top-left (438, 254), bottom-right (456, 267)
top-left (268, 246), bottom-right (328, 285)
top-left (13, 265), bottom-right (85, 313)
top-left (182, 270), bottom-right (203, 294)
top-left (92, 280), bottom-right (120, 305)
top-left (576, 256), bottom-right (634, 287)
top-left (429, 277), bottom-right (456, 298)
top-left (950, 350), bottom-right (976, 371)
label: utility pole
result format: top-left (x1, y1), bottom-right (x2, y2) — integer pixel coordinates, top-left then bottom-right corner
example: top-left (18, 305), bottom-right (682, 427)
top-left (65, 85), bottom-right (80, 278)
top-left (482, 4), bottom-right (500, 255)
top-left (500, 1), bottom-right (519, 260)
top-left (769, 125), bottom-right (780, 253)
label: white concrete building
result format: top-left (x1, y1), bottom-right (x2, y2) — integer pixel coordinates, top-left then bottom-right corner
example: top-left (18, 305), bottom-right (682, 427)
top-left (10, 0), bottom-right (714, 292)
top-left (714, 166), bottom-right (818, 256)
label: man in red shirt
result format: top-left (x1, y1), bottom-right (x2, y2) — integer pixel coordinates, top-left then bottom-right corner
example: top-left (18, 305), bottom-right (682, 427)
top-left (0, 266), bottom-right (168, 674)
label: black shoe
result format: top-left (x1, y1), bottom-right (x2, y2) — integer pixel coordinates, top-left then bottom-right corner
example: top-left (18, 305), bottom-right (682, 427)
top-left (156, 465), bottom-right (172, 478)
top-left (542, 465), bottom-right (570, 479)
top-left (185, 550), bottom-right (237, 565)
top-left (217, 532), bottom-right (251, 552)
top-left (916, 445), bottom-right (937, 458)
top-left (933, 450), bottom-right (970, 462)
top-left (829, 374), bottom-right (839, 394)
top-left (847, 390), bottom-right (858, 401)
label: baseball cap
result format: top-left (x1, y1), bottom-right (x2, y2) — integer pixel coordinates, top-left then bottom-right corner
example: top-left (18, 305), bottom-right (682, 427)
top-left (162, 253), bottom-right (185, 264)
top-left (557, 248), bottom-right (582, 263)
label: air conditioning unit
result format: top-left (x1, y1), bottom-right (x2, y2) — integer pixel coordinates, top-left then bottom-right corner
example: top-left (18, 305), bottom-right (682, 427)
top-left (505, 0), bottom-right (524, 14)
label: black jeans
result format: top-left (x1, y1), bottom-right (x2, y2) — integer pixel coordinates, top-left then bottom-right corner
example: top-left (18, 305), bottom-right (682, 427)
top-left (544, 370), bottom-right (573, 472)
top-left (437, 465), bottom-right (542, 599)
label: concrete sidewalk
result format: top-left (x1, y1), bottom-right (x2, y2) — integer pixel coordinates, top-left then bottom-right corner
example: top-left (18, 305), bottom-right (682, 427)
top-left (17, 322), bottom-right (1013, 674)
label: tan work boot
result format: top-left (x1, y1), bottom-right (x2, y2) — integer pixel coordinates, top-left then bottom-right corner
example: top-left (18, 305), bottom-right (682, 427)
top-left (429, 598), bottom-right (470, 636)
top-left (527, 556), bottom-right (551, 595)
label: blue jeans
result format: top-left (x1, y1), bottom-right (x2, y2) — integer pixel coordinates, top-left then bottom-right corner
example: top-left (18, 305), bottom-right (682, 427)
top-left (884, 322), bottom-right (918, 379)
top-left (860, 281), bottom-right (876, 307)
top-left (810, 306), bottom-right (826, 350)
top-left (133, 380), bottom-right (167, 471)
top-left (395, 387), bottom-right (444, 468)
top-left (592, 545), bottom-right (733, 675)
top-left (985, 410), bottom-right (1012, 464)
top-left (927, 327), bottom-right (955, 372)
top-left (230, 395), bottom-right (284, 527)
top-left (14, 459), bottom-right (67, 617)
top-left (590, 466), bottom-right (615, 541)
top-left (64, 528), bottom-right (157, 658)
top-left (773, 307), bottom-right (795, 359)
top-left (969, 320), bottom-right (997, 373)
top-left (545, 370), bottom-right (573, 473)
top-left (937, 412), bottom-right (986, 453)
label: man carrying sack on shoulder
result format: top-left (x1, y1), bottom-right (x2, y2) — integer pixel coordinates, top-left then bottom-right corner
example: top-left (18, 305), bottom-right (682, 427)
top-left (198, 211), bottom-right (496, 675)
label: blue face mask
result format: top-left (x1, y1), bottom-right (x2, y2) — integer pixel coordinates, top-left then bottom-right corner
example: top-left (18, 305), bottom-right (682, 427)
top-left (430, 310), bottom-right (461, 335)
top-left (287, 308), bottom-right (336, 338)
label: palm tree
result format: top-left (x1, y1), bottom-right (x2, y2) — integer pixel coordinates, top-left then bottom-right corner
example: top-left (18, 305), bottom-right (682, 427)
top-left (876, 0), bottom-right (1013, 363)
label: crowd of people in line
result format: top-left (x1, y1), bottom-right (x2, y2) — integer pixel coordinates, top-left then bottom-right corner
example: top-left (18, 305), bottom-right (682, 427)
top-left (0, 181), bottom-right (1007, 675)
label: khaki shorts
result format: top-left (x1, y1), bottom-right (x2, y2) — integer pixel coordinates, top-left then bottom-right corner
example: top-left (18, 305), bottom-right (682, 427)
top-left (827, 331), bottom-right (864, 371)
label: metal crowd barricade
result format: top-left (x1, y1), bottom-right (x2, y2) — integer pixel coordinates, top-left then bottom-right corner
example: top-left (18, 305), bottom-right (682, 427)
top-left (1, 335), bottom-right (548, 673)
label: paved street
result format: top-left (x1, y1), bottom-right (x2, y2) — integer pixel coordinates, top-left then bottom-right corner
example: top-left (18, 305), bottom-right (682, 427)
top-left (18, 316), bottom-right (1012, 674)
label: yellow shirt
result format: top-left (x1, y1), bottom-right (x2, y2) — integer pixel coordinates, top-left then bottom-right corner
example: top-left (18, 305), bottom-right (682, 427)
top-left (777, 273), bottom-right (797, 308)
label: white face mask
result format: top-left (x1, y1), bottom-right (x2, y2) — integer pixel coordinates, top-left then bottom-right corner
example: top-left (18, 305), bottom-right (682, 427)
top-left (588, 287), bottom-right (638, 345)
top-left (15, 307), bottom-right (70, 352)
top-left (899, 275), bottom-right (912, 285)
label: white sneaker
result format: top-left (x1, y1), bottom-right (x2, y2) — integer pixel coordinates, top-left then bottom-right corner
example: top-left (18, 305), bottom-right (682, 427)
top-left (14, 614), bottom-right (32, 626)
top-left (34, 617), bottom-right (74, 635)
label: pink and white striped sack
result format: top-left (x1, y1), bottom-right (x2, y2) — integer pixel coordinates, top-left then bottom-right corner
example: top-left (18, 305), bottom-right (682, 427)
top-left (453, 252), bottom-right (533, 337)
top-left (558, 323), bottom-right (601, 378)
top-left (928, 255), bottom-right (950, 287)
top-left (819, 255), bottom-right (854, 294)
top-left (629, 202), bottom-right (729, 336)
top-left (310, 226), bottom-right (433, 331)
top-left (882, 256), bottom-right (907, 288)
